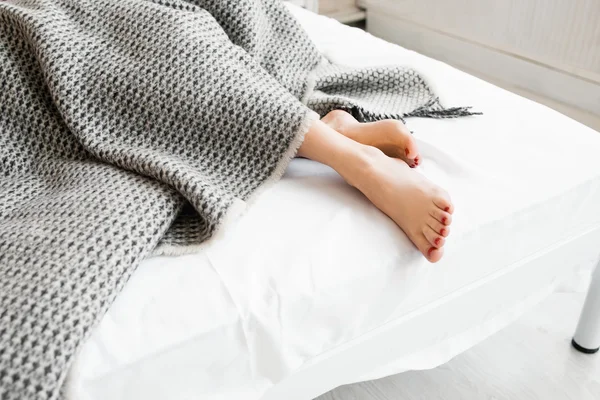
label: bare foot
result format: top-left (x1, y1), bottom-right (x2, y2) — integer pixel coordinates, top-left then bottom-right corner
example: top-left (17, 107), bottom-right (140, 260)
top-left (321, 110), bottom-right (421, 167)
top-left (346, 147), bottom-right (454, 263)
top-left (297, 119), bottom-right (451, 263)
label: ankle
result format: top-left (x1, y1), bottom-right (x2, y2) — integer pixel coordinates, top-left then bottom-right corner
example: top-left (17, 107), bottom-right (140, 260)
top-left (297, 119), bottom-right (382, 188)
top-left (335, 144), bottom-right (383, 189)
top-left (322, 110), bottom-right (355, 136)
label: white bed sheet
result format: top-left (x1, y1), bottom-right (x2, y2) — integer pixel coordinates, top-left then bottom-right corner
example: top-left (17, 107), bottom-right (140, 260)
top-left (67, 5), bottom-right (600, 400)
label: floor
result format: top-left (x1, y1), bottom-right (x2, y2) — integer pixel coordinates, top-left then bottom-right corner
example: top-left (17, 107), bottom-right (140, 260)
top-left (317, 291), bottom-right (600, 400)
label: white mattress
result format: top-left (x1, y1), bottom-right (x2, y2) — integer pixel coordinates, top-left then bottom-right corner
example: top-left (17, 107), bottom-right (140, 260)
top-left (67, 5), bottom-right (600, 400)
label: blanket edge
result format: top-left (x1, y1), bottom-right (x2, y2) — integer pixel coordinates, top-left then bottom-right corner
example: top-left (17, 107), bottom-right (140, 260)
top-left (148, 109), bottom-right (320, 258)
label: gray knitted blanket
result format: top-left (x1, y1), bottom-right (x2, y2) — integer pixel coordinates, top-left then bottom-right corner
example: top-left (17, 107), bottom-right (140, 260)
top-left (0, 0), bottom-right (475, 398)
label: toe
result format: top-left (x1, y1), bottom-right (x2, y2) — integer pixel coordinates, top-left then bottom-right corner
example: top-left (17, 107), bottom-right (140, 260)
top-left (432, 192), bottom-right (453, 215)
top-left (413, 233), bottom-right (444, 263)
top-left (375, 119), bottom-right (419, 160)
top-left (396, 127), bottom-right (418, 160)
top-left (427, 246), bottom-right (444, 263)
top-left (427, 217), bottom-right (450, 237)
top-left (429, 207), bottom-right (452, 226)
top-left (424, 225), bottom-right (445, 248)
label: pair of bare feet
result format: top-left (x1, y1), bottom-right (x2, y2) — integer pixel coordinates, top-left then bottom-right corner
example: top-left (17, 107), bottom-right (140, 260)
top-left (303, 110), bottom-right (454, 263)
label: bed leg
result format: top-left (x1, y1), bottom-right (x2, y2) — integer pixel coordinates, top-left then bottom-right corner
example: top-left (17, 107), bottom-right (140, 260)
top-left (572, 258), bottom-right (600, 354)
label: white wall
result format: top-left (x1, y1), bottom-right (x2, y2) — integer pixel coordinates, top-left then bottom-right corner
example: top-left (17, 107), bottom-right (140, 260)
top-left (366, 0), bottom-right (600, 124)
top-left (287, 0), bottom-right (319, 13)
top-left (369, 0), bottom-right (600, 82)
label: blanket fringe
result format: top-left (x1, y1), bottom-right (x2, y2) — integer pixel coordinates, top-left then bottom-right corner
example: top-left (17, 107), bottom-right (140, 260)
top-left (403, 98), bottom-right (482, 119)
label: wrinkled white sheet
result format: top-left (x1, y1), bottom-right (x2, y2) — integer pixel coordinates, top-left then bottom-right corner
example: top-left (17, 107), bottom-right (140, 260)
top-left (67, 5), bottom-right (600, 400)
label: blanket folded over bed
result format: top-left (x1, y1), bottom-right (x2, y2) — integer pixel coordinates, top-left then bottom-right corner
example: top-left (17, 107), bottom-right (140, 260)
top-left (0, 0), bottom-right (474, 398)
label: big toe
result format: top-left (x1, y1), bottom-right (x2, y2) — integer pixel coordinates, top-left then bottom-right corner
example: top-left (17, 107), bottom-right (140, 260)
top-left (402, 136), bottom-right (419, 162)
top-left (413, 232), bottom-right (444, 263)
top-left (375, 120), bottom-right (420, 163)
top-left (427, 247), bottom-right (444, 263)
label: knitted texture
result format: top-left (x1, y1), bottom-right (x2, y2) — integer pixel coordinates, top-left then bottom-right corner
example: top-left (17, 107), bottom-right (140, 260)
top-left (0, 0), bottom-right (474, 398)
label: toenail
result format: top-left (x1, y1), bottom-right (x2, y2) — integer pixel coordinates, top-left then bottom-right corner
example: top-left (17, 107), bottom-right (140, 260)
top-left (440, 228), bottom-right (446, 236)
top-left (428, 247), bottom-right (435, 256)
top-left (442, 217), bottom-right (447, 224)
top-left (444, 207), bottom-right (450, 212)
top-left (434, 238), bottom-right (441, 246)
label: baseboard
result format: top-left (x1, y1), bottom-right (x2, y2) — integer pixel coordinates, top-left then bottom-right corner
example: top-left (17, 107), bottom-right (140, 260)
top-left (366, 9), bottom-right (600, 120)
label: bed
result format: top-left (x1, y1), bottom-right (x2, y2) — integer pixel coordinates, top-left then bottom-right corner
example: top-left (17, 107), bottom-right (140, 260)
top-left (65, 5), bottom-right (600, 400)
